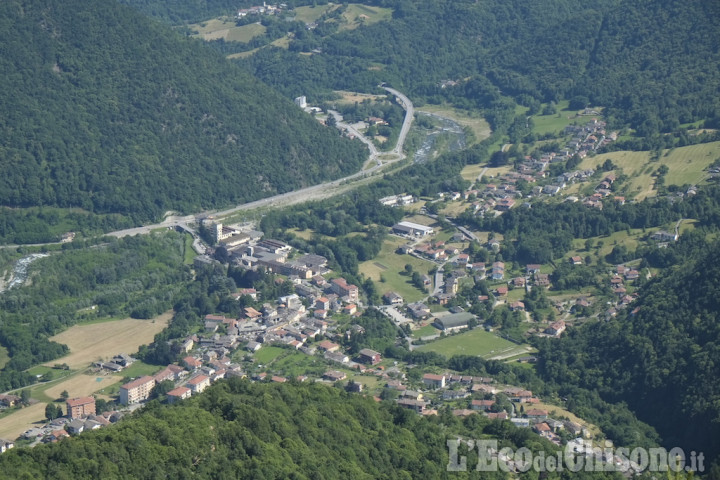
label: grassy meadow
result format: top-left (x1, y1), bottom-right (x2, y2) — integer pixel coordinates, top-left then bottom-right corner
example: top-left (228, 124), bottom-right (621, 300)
top-left (190, 17), bottom-right (267, 43)
top-left (359, 236), bottom-right (436, 303)
top-left (580, 141), bottom-right (720, 200)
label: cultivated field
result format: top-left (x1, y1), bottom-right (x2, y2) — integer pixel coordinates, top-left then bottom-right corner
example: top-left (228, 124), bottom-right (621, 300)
top-left (440, 200), bottom-right (471, 217)
top-left (0, 403), bottom-right (46, 441)
top-left (530, 103), bottom-right (600, 136)
top-left (44, 312), bottom-right (172, 369)
top-left (292, 3), bottom-right (392, 30)
top-left (411, 324), bottom-right (440, 339)
top-left (43, 374), bottom-right (119, 401)
top-left (417, 328), bottom-right (526, 358)
top-left (0, 346), bottom-right (9, 370)
top-left (334, 90), bottom-right (387, 105)
top-left (253, 346), bottom-right (286, 365)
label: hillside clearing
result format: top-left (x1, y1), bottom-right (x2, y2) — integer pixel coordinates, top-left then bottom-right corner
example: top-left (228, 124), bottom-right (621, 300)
top-left (189, 17), bottom-right (266, 43)
top-left (580, 141), bottom-right (720, 200)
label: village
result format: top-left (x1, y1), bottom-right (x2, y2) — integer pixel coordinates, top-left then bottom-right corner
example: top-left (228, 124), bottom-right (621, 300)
top-left (0, 193), bottom-right (636, 457)
top-left (0, 99), bottom-right (712, 461)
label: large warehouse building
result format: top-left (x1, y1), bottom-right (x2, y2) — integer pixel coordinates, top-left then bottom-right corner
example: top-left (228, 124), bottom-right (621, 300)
top-left (392, 221), bottom-right (434, 237)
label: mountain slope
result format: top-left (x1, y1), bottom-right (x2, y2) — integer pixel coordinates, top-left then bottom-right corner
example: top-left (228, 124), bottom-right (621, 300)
top-left (0, 0), bottom-right (366, 221)
top-left (241, 0), bottom-right (720, 134)
top-left (0, 379), bottom-right (548, 479)
top-left (537, 240), bottom-right (720, 463)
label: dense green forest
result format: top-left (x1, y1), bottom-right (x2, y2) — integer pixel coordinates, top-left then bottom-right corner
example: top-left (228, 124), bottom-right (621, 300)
top-left (117, 0), bottom-right (242, 23)
top-left (0, 378), bottom-right (624, 479)
top-left (239, 0), bottom-right (720, 134)
top-left (0, 208), bottom-right (135, 245)
top-left (536, 240), bottom-right (720, 466)
top-left (0, 0), bottom-right (366, 223)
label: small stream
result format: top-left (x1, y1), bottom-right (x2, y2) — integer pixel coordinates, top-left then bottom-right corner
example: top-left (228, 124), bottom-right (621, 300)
top-left (0, 253), bottom-right (48, 293)
top-left (412, 113), bottom-right (466, 163)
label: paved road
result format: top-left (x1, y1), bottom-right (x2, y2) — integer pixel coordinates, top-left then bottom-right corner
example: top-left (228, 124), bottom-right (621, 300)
top-left (383, 86), bottom-right (414, 156)
top-left (64, 88), bottom-right (416, 242)
top-left (327, 111), bottom-right (381, 169)
top-left (179, 87), bottom-right (415, 222)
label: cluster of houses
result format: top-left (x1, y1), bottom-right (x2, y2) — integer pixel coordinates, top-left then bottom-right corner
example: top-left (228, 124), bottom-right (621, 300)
top-left (15, 396), bottom-right (127, 446)
top-left (564, 118), bottom-right (616, 158)
top-left (387, 373), bottom-right (588, 445)
top-left (570, 173), bottom-right (624, 210)
top-left (379, 194), bottom-right (415, 207)
top-left (236, 2), bottom-right (285, 18)
top-left (428, 117), bottom-right (619, 218)
top-left (93, 353), bottom-right (135, 373)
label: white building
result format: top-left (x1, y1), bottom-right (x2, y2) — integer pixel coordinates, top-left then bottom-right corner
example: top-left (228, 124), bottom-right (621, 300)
top-left (392, 221), bottom-right (434, 237)
top-left (294, 96), bottom-right (307, 108)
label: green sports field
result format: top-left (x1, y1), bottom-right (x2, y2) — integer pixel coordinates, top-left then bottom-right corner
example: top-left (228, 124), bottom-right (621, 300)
top-left (416, 328), bottom-right (529, 359)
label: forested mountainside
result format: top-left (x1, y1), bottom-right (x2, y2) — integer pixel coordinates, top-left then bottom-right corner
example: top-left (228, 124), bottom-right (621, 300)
top-left (0, 0), bottom-right (366, 221)
top-left (0, 379), bottom-right (621, 480)
top-left (536, 240), bottom-right (720, 465)
top-left (240, 0), bottom-right (720, 134)
top-left (117, 0), bottom-right (242, 23)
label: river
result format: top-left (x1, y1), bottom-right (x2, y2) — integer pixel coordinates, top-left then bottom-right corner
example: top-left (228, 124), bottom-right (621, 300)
top-left (0, 253), bottom-right (48, 293)
top-left (412, 112), bottom-right (466, 163)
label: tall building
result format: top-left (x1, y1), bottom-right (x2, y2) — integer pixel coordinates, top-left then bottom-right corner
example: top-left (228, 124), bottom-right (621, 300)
top-left (331, 278), bottom-right (359, 302)
top-left (119, 376), bottom-right (156, 405)
top-left (66, 397), bottom-right (96, 419)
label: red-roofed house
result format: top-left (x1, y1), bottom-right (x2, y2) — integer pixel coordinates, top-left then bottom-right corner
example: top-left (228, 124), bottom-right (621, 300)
top-left (545, 320), bottom-right (566, 337)
top-left (422, 373), bottom-right (446, 389)
top-left (487, 412), bottom-right (508, 420)
top-left (183, 356), bottom-right (203, 370)
top-left (66, 397), bottom-right (96, 419)
top-left (526, 409), bottom-right (548, 420)
top-left (167, 386), bottom-right (192, 404)
top-left (331, 278), bottom-right (359, 302)
top-left (186, 375), bottom-right (210, 394)
top-left (471, 399), bottom-right (495, 411)
top-left (317, 340), bottom-right (340, 352)
top-left (534, 422), bottom-right (552, 436)
top-left (357, 348), bottom-right (381, 365)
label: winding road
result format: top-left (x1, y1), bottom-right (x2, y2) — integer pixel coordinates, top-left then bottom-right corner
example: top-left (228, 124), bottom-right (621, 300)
top-left (104, 87), bottom-right (415, 239)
